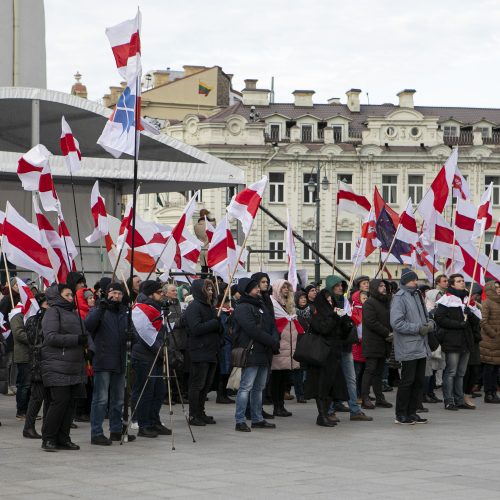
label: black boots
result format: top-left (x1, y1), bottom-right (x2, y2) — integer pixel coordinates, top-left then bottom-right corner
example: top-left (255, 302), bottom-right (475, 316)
top-left (273, 402), bottom-right (292, 417)
top-left (216, 376), bottom-right (235, 404)
top-left (315, 398), bottom-right (336, 427)
top-left (484, 392), bottom-right (500, 404)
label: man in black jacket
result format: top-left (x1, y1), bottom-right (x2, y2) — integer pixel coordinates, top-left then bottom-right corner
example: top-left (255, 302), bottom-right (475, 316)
top-left (233, 278), bottom-right (280, 432)
top-left (185, 279), bottom-right (221, 426)
top-left (85, 282), bottom-right (137, 445)
top-left (434, 274), bottom-right (481, 411)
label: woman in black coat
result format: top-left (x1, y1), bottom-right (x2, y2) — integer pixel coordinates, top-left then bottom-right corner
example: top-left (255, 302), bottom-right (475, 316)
top-left (304, 289), bottom-right (348, 427)
top-left (41, 284), bottom-right (88, 452)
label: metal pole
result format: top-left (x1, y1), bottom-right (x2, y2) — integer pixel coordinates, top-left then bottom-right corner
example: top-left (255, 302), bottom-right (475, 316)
top-left (314, 160), bottom-right (321, 283)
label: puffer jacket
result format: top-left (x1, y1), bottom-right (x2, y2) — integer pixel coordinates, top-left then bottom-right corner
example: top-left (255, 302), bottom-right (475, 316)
top-left (351, 291), bottom-right (366, 363)
top-left (362, 279), bottom-right (392, 358)
top-left (41, 285), bottom-right (88, 387)
top-left (480, 281), bottom-right (500, 365)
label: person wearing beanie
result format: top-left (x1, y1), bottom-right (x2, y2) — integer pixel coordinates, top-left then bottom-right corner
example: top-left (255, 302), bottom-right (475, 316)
top-left (251, 272), bottom-right (274, 314)
top-left (233, 278), bottom-right (280, 432)
top-left (390, 270), bottom-right (432, 424)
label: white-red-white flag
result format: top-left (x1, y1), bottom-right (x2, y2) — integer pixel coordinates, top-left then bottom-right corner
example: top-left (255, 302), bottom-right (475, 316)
top-left (418, 148), bottom-right (458, 219)
top-left (473, 182), bottom-right (493, 238)
top-left (286, 210), bottom-right (298, 292)
top-left (492, 222), bottom-right (500, 251)
top-left (131, 302), bottom-right (161, 347)
top-left (398, 199), bottom-right (418, 246)
top-left (2, 202), bottom-right (56, 283)
top-left (352, 208), bottom-right (380, 267)
top-left (454, 198), bottom-right (477, 244)
top-left (227, 177), bottom-right (267, 236)
top-left (57, 211), bottom-right (78, 271)
top-left (60, 116), bottom-right (82, 173)
top-left (205, 216), bottom-right (215, 243)
top-left (117, 200), bottom-right (157, 251)
top-left (39, 164), bottom-right (60, 212)
top-left (452, 166), bottom-right (471, 201)
top-left (414, 234), bottom-right (438, 283)
top-left (105, 9), bottom-right (142, 85)
top-left (17, 145), bottom-right (51, 191)
top-left (433, 212), bottom-right (461, 261)
top-left (207, 215), bottom-right (237, 282)
top-left (85, 181), bottom-right (109, 243)
top-left (337, 181), bottom-right (371, 219)
top-left (15, 277), bottom-right (40, 323)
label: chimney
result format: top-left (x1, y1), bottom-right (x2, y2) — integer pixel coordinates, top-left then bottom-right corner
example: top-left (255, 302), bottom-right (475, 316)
top-left (242, 79), bottom-right (270, 106)
top-left (328, 97), bottom-right (341, 105)
top-left (152, 70), bottom-right (170, 87)
top-left (292, 90), bottom-right (315, 107)
top-left (346, 89), bottom-right (361, 112)
top-left (397, 89), bottom-right (416, 108)
top-left (70, 71), bottom-right (87, 99)
top-left (183, 65), bottom-right (208, 76)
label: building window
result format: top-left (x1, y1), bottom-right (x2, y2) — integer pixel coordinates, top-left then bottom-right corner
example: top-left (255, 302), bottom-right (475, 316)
top-left (226, 186), bottom-right (237, 204)
top-left (303, 173), bottom-right (317, 203)
top-left (337, 174), bottom-right (352, 185)
top-left (269, 173), bottom-right (285, 203)
top-left (332, 126), bottom-right (343, 143)
top-left (485, 233), bottom-right (500, 262)
top-left (408, 174), bottom-right (424, 204)
top-left (382, 175), bottom-right (398, 203)
top-left (301, 124), bottom-right (313, 142)
top-left (486, 176), bottom-right (500, 206)
top-left (285, 120), bottom-right (296, 138)
top-left (336, 231), bottom-right (352, 262)
top-left (443, 125), bottom-right (458, 137)
top-left (269, 124), bottom-right (281, 141)
top-left (269, 230), bottom-right (285, 261)
top-left (477, 127), bottom-right (490, 138)
top-left (317, 121), bottom-right (327, 139)
top-left (303, 230), bottom-right (316, 261)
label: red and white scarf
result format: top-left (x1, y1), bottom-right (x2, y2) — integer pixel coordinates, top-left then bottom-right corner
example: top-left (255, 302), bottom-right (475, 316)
top-left (271, 296), bottom-right (304, 335)
top-left (436, 292), bottom-right (482, 320)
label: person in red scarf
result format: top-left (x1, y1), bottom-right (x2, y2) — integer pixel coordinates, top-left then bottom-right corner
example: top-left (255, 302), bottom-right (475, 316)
top-left (351, 290), bottom-right (368, 401)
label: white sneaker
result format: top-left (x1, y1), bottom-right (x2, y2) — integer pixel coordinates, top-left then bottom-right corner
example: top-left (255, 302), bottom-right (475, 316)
top-left (130, 422), bottom-right (139, 430)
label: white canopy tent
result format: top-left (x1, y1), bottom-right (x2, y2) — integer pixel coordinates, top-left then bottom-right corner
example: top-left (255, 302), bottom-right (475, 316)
top-left (0, 87), bottom-right (244, 283)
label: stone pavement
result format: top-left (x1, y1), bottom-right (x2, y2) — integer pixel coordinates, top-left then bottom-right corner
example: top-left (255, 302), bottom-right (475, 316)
top-left (1, 390), bottom-right (500, 500)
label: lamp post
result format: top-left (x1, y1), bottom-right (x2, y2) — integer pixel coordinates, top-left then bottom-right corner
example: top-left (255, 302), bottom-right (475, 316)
top-left (308, 160), bottom-right (330, 284)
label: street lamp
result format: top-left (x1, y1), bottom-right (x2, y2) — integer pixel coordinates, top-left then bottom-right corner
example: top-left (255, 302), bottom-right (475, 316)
top-left (308, 160), bottom-right (330, 284)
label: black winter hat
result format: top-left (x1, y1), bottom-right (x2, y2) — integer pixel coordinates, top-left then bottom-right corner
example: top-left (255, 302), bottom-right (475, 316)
top-left (400, 268), bottom-right (418, 286)
top-left (140, 280), bottom-right (162, 296)
top-left (106, 282), bottom-right (124, 294)
top-left (238, 277), bottom-right (259, 295)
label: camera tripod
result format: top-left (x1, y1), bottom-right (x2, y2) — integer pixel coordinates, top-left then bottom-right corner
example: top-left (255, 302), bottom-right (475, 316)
top-left (121, 308), bottom-right (195, 450)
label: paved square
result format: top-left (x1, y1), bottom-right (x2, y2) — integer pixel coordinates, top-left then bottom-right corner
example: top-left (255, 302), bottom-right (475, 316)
top-left (1, 390), bottom-right (500, 499)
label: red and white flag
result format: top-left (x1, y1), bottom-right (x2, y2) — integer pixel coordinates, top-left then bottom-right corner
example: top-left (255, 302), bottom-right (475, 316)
top-left (131, 302), bottom-right (161, 347)
top-left (60, 116), bottom-right (82, 173)
top-left (39, 164), bottom-right (60, 212)
top-left (286, 210), bottom-right (298, 292)
top-left (15, 277), bottom-right (40, 323)
top-left (454, 198), bottom-right (477, 244)
top-left (205, 216), bottom-right (215, 243)
top-left (452, 166), bottom-right (471, 201)
top-left (57, 211), bottom-right (78, 271)
top-left (418, 147), bottom-right (458, 219)
top-left (2, 202), bottom-right (55, 283)
top-left (398, 199), bottom-right (418, 246)
top-left (17, 145), bottom-right (51, 191)
top-left (337, 181), bottom-right (371, 219)
top-left (105, 9), bottom-right (142, 85)
top-left (352, 208), bottom-right (380, 267)
top-left (117, 199), bottom-right (157, 251)
top-left (85, 181), bottom-right (109, 243)
top-left (473, 182), bottom-right (493, 238)
top-left (492, 222), bottom-right (500, 251)
top-left (207, 215), bottom-right (237, 281)
top-left (414, 235), bottom-right (438, 283)
top-left (227, 176), bottom-right (267, 236)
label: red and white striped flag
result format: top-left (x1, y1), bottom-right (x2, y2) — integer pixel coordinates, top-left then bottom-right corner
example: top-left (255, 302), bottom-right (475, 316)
top-left (39, 164), bottom-right (60, 212)
top-left (17, 145), bottom-right (51, 191)
top-left (2, 202), bottom-right (56, 283)
top-left (131, 302), bottom-right (161, 347)
top-left (85, 181), bottom-right (109, 244)
top-left (227, 176), bottom-right (267, 236)
top-left (433, 212), bottom-right (461, 261)
top-left (452, 166), bottom-right (471, 201)
top-left (418, 148), bottom-right (458, 219)
top-left (414, 234), bottom-right (438, 283)
top-left (352, 208), bottom-right (380, 267)
top-left (57, 212), bottom-right (78, 272)
top-left (207, 215), bottom-right (237, 282)
top-left (454, 198), bottom-right (476, 243)
top-left (15, 277), bottom-right (40, 323)
top-left (492, 222), bottom-right (500, 251)
top-left (286, 210), bottom-right (298, 292)
top-left (474, 182), bottom-right (493, 238)
top-left (205, 216), bottom-right (215, 243)
top-left (117, 199), bottom-right (157, 251)
top-left (337, 181), bottom-right (371, 219)
top-left (398, 199), bottom-right (418, 246)
top-left (60, 116), bottom-right (82, 174)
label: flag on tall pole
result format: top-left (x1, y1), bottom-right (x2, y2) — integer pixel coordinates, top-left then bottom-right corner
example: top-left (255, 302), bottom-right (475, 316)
top-left (17, 145), bottom-right (51, 191)
top-left (337, 181), bottom-right (371, 219)
top-left (286, 209), bottom-right (298, 291)
top-left (352, 207), bottom-right (380, 268)
top-left (452, 165), bottom-right (471, 201)
top-left (454, 198), bottom-right (477, 243)
top-left (473, 182), bottom-right (493, 238)
top-left (397, 199), bottom-right (418, 246)
top-left (60, 116), bottom-right (82, 173)
top-left (85, 181), bottom-right (109, 244)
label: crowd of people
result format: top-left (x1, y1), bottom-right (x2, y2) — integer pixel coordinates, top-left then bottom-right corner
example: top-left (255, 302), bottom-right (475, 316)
top-left (1, 266), bottom-right (499, 450)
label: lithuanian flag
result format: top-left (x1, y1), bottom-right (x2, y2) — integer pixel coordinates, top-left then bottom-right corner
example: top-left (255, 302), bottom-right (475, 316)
top-left (198, 81), bottom-right (212, 96)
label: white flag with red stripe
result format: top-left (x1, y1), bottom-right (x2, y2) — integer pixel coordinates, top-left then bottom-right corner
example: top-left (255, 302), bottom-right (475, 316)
top-left (85, 181), bottom-right (109, 243)
top-left (205, 216), bottom-right (215, 243)
top-left (454, 198), bottom-right (476, 243)
top-left (493, 222), bottom-right (500, 251)
top-left (418, 148), bottom-right (458, 219)
top-left (227, 177), bottom-right (267, 236)
top-left (398, 199), bottom-right (418, 246)
top-left (16, 277), bottom-right (40, 323)
top-left (452, 166), bottom-right (471, 201)
top-left (2, 202), bottom-right (56, 283)
top-left (105, 9), bottom-right (142, 85)
top-left (352, 207), bottom-right (380, 267)
top-left (207, 215), bottom-right (236, 281)
top-left (337, 181), bottom-right (371, 219)
top-left (414, 234), bottom-right (438, 283)
top-left (474, 182), bottom-right (493, 238)
top-left (131, 302), bottom-right (161, 347)
top-left (39, 164), bottom-right (60, 212)
top-left (60, 116), bottom-right (82, 173)
top-left (286, 210), bottom-right (298, 292)
top-left (17, 145), bottom-right (51, 191)
top-left (57, 211), bottom-right (78, 271)
top-left (117, 199), bottom-right (157, 252)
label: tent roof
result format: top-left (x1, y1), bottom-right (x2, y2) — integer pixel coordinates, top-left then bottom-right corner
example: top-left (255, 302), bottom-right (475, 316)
top-left (0, 87), bottom-right (244, 193)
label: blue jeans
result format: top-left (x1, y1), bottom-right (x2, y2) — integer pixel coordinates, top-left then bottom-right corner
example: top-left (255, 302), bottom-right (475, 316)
top-left (340, 351), bottom-right (362, 415)
top-left (443, 351), bottom-right (470, 405)
top-left (132, 359), bottom-right (166, 429)
top-left (90, 371), bottom-right (125, 438)
top-left (15, 363), bottom-right (31, 415)
top-left (235, 365), bottom-right (268, 424)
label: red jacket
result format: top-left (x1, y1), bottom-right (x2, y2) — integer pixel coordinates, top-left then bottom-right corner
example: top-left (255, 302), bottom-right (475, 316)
top-left (351, 291), bottom-right (366, 363)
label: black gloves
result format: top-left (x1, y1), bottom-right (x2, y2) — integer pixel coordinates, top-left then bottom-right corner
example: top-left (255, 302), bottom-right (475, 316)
top-left (272, 341), bottom-right (280, 355)
top-left (78, 334), bottom-right (88, 346)
top-left (463, 306), bottom-right (471, 316)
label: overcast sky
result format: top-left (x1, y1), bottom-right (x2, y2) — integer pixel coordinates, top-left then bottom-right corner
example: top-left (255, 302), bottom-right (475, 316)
top-left (45, 0), bottom-right (500, 108)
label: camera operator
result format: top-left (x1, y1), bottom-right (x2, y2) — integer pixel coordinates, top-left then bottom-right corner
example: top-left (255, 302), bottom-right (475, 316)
top-left (84, 282), bottom-right (135, 446)
top-left (131, 280), bottom-right (171, 438)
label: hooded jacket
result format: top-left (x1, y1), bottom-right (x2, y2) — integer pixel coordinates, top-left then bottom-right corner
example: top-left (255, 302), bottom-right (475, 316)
top-left (480, 281), bottom-right (500, 365)
top-left (185, 279), bottom-right (221, 363)
top-left (41, 285), bottom-right (88, 387)
top-left (251, 272), bottom-right (274, 314)
top-left (351, 291), bottom-right (366, 363)
top-left (362, 279), bottom-right (392, 358)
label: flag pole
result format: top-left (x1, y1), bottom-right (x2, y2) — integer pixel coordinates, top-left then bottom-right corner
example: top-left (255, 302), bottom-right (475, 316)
top-left (484, 233), bottom-right (496, 278)
top-left (2, 250), bottom-right (15, 308)
top-left (346, 259), bottom-right (362, 297)
top-left (332, 180), bottom-right (340, 272)
top-left (374, 223), bottom-right (402, 280)
top-left (69, 171), bottom-right (85, 272)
